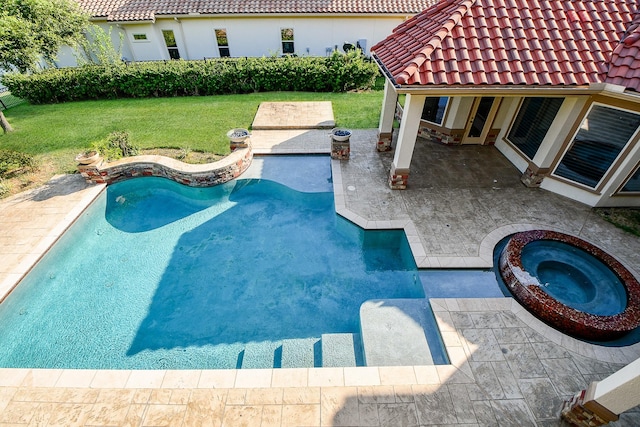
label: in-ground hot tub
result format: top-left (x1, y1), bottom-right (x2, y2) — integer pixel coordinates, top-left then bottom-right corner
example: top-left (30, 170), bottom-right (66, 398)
top-left (499, 230), bottom-right (640, 341)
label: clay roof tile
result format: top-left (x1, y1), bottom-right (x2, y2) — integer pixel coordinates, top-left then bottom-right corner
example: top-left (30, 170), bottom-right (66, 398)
top-left (76, 0), bottom-right (438, 19)
top-left (372, 0), bottom-right (640, 91)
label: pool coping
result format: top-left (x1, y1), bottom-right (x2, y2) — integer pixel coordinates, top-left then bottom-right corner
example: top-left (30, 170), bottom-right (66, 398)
top-left (0, 179), bottom-right (105, 304)
top-left (1, 159), bottom-right (639, 389)
top-left (1, 297), bottom-right (638, 390)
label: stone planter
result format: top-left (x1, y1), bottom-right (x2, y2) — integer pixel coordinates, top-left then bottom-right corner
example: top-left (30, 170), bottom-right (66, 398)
top-left (330, 128), bottom-right (351, 160)
top-left (330, 128), bottom-right (352, 142)
top-left (75, 151), bottom-right (101, 165)
top-left (227, 128), bottom-right (251, 150)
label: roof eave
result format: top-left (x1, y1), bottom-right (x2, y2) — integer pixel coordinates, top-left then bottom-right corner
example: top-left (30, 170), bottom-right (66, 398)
top-left (372, 53), bottom-right (401, 88)
top-left (392, 82), bottom-right (640, 101)
top-left (107, 12), bottom-right (417, 22)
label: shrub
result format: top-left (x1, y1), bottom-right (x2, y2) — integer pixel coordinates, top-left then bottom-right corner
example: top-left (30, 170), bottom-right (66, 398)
top-left (0, 150), bottom-right (36, 178)
top-left (0, 179), bottom-right (9, 198)
top-left (2, 52), bottom-right (380, 104)
top-left (92, 131), bottom-right (139, 161)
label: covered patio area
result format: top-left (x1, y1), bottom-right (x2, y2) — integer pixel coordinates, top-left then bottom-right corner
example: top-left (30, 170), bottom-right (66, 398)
top-left (336, 130), bottom-right (640, 271)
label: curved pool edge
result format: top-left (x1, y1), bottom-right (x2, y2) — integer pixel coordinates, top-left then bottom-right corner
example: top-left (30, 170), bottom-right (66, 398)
top-left (78, 144), bottom-right (253, 187)
top-left (499, 230), bottom-right (640, 341)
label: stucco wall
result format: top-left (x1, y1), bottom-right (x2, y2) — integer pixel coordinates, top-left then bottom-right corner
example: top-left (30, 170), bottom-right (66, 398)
top-left (70, 15), bottom-right (410, 63)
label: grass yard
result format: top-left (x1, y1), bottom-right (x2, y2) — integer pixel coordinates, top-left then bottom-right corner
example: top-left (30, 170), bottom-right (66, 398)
top-left (0, 91), bottom-right (382, 175)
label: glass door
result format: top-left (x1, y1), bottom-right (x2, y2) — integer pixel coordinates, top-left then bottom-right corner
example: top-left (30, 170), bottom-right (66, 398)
top-left (463, 97), bottom-right (500, 144)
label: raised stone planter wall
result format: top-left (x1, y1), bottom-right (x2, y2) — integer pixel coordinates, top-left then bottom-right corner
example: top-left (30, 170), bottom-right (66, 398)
top-left (78, 145), bottom-right (252, 187)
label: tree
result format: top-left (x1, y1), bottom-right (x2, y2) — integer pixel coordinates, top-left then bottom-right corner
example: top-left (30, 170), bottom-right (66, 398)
top-left (0, 0), bottom-right (89, 132)
top-left (0, 0), bottom-right (89, 72)
top-left (0, 110), bottom-right (13, 133)
top-left (75, 24), bottom-right (124, 66)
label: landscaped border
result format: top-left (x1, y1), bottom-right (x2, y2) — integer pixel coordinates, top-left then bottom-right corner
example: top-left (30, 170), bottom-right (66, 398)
top-left (499, 230), bottom-right (640, 341)
top-left (77, 145), bottom-right (252, 187)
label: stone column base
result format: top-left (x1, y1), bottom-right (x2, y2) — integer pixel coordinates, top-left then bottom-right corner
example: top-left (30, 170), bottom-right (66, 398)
top-left (377, 131), bottom-right (393, 152)
top-left (520, 166), bottom-right (548, 188)
top-left (561, 387), bottom-right (618, 427)
top-left (388, 166), bottom-right (409, 190)
top-left (331, 138), bottom-right (350, 160)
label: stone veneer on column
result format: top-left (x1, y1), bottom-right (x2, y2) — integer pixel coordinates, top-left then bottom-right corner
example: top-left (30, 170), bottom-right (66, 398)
top-left (520, 166), bottom-right (549, 188)
top-left (376, 131), bottom-right (393, 152)
top-left (561, 387), bottom-right (619, 426)
top-left (388, 165), bottom-right (410, 189)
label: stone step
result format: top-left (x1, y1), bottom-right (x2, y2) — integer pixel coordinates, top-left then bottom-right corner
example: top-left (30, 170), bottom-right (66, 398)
top-left (280, 338), bottom-right (320, 368)
top-left (240, 342), bottom-right (280, 369)
top-left (360, 299), bottom-right (435, 366)
top-left (321, 333), bottom-right (363, 367)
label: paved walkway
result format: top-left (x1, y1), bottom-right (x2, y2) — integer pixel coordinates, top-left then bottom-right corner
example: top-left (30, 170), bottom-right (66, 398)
top-left (0, 175), bottom-right (104, 302)
top-left (1, 129), bottom-right (640, 425)
top-left (252, 102), bottom-right (335, 130)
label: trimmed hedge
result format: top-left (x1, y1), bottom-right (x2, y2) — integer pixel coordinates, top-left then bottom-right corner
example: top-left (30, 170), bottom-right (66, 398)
top-left (2, 52), bottom-right (379, 104)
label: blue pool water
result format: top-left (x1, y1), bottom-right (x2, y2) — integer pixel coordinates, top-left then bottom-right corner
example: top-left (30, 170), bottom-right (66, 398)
top-left (493, 237), bottom-right (640, 346)
top-left (0, 156), bottom-right (452, 369)
top-left (521, 240), bottom-right (627, 316)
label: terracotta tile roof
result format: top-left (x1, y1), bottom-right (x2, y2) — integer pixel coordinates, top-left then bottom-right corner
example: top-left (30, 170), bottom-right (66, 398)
top-left (76, 1), bottom-right (437, 22)
top-left (371, 0), bottom-right (640, 92)
top-left (607, 10), bottom-right (640, 91)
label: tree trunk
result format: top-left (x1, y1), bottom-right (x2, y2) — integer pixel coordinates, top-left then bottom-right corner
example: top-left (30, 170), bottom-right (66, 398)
top-left (0, 110), bottom-right (13, 133)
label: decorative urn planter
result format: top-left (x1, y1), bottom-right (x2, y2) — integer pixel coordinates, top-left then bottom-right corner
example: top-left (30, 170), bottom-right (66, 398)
top-left (330, 128), bottom-right (351, 160)
top-left (330, 128), bottom-right (352, 142)
top-left (227, 128), bottom-right (251, 150)
top-left (75, 150), bottom-right (101, 165)
top-left (226, 128), bottom-right (250, 143)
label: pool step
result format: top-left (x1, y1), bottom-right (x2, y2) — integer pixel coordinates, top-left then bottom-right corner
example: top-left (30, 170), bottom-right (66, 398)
top-left (360, 299), bottom-right (435, 366)
top-left (241, 342), bottom-right (280, 369)
top-left (280, 338), bottom-right (320, 368)
top-left (321, 333), bottom-right (362, 367)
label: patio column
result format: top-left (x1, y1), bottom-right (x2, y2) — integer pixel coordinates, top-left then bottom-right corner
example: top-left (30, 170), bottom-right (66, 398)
top-left (377, 79), bottom-right (398, 152)
top-left (389, 93), bottom-right (426, 189)
top-left (561, 358), bottom-right (640, 426)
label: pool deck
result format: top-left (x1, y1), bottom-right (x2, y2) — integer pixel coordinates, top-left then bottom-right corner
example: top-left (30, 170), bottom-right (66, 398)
top-left (1, 129), bottom-right (640, 425)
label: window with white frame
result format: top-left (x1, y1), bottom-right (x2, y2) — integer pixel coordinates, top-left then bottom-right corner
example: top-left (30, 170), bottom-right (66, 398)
top-left (215, 29), bottom-right (230, 57)
top-left (132, 34), bottom-right (148, 41)
top-left (421, 97), bottom-right (449, 125)
top-left (554, 104), bottom-right (640, 188)
top-left (281, 28), bottom-right (294, 54)
top-left (507, 97), bottom-right (564, 160)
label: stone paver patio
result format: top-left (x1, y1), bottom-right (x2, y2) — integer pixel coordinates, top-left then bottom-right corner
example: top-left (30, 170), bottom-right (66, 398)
top-left (1, 125), bottom-right (640, 425)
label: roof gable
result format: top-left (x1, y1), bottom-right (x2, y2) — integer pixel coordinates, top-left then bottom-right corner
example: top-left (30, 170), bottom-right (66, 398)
top-left (371, 0), bottom-right (640, 92)
top-left (77, 0), bottom-right (438, 22)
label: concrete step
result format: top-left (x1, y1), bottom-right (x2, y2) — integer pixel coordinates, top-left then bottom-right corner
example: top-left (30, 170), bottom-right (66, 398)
top-left (280, 338), bottom-right (320, 368)
top-left (240, 342), bottom-right (280, 369)
top-left (321, 333), bottom-right (363, 367)
top-left (360, 299), bottom-right (435, 366)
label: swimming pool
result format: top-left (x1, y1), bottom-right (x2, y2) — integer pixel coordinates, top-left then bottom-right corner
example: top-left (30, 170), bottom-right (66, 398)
top-left (0, 156), bottom-right (452, 369)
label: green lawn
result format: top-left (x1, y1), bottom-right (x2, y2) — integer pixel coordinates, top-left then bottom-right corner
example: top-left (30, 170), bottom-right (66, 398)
top-left (0, 91), bottom-right (382, 174)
